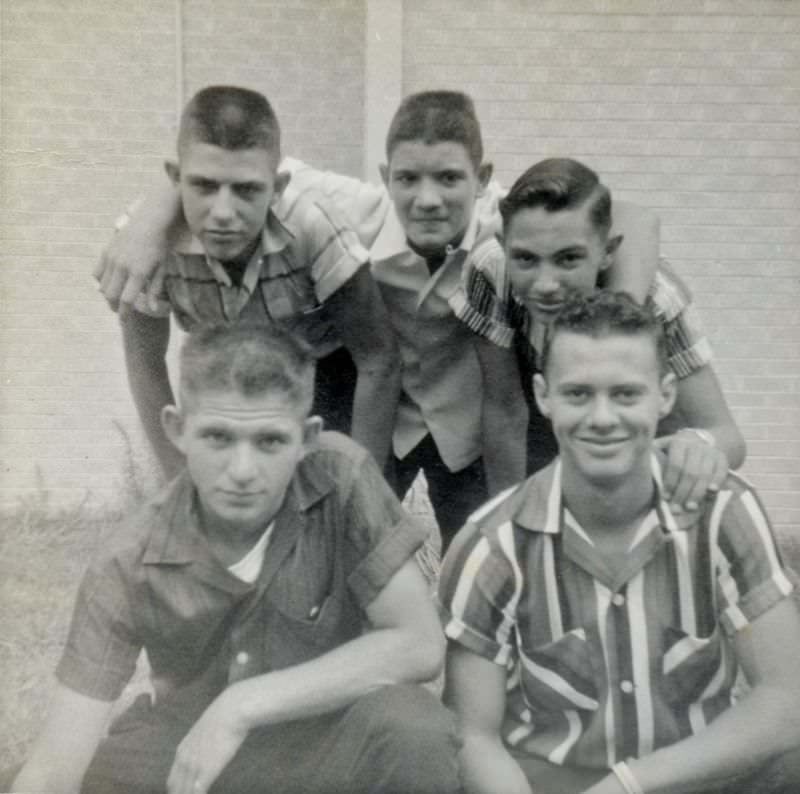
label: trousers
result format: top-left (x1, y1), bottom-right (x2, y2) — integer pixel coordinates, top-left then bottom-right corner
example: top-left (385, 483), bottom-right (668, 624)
top-left (81, 683), bottom-right (461, 794)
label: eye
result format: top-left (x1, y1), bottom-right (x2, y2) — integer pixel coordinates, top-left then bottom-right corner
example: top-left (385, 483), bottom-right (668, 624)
top-left (202, 429), bottom-right (230, 448)
top-left (563, 387), bottom-right (590, 403)
top-left (189, 178), bottom-right (217, 194)
top-left (256, 433), bottom-right (288, 452)
top-left (614, 388), bottom-right (641, 405)
top-left (236, 183), bottom-right (264, 199)
top-left (440, 171), bottom-right (462, 186)
top-left (393, 173), bottom-right (416, 186)
top-left (510, 251), bottom-right (537, 269)
top-left (556, 251), bottom-right (584, 268)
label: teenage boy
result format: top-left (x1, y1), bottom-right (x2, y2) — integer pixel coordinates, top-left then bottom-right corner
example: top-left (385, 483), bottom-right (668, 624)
top-left (438, 291), bottom-right (800, 794)
top-left (464, 157), bottom-right (746, 512)
top-left (120, 85), bottom-right (399, 477)
top-left (95, 90), bottom-right (659, 550)
top-left (11, 324), bottom-right (459, 794)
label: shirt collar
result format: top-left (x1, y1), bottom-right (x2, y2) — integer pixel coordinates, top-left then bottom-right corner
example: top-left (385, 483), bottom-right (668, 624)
top-left (142, 445), bottom-right (337, 565)
top-left (512, 453), bottom-right (686, 538)
top-left (172, 208), bottom-right (293, 263)
top-left (368, 200), bottom-right (481, 264)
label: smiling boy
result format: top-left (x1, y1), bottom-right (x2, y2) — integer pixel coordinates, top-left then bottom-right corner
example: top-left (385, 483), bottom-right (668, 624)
top-left (97, 90), bottom-right (659, 551)
top-left (438, 291), bottom-right (800, 794)
top-left (465, 157), bottom-right (745, 510)
top-left (122, 86), bottom-right (399, 477)
top-left (12, 324), bottom-right (459, 794)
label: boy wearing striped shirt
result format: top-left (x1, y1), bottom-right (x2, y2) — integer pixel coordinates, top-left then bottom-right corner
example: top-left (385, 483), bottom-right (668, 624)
top-left (121, 86), bottom-right (400, 477)
top-left (438, 291), bottom-right (800, 794)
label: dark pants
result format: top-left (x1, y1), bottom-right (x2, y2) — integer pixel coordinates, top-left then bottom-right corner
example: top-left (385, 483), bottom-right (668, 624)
top-left (390, 433), bottom-right (488, 554)
top-left (510, 747), bottom-right (800, 794)
top-left (313, 347), bottom-right (358, 436)
top-left (80, 684), bottom-right (460, 794)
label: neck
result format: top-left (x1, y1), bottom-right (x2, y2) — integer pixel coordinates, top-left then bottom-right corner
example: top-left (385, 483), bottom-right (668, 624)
top-left (197, 508), bottom-right (272, 568)
top-left (406, 230), bottom-right (466, 260)
top-left (561, 462), bottom-right (655, 536)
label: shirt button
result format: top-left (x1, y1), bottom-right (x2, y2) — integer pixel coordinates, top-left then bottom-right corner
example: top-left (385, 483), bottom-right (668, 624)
top-left (620, 679), bottom-right (634, 694)
top-left (235, 651), bottom-right (249, 666)
top-left (612, 593), bottom-right (625, 607)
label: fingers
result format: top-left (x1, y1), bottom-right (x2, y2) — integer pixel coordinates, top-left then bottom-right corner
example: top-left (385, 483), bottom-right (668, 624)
top-left (661, 435), bottom-right (728, 513)
top-left (117, 273), bottom-right (149, 322)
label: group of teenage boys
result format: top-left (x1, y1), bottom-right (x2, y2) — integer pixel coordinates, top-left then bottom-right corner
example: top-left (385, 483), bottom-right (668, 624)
top-left (10, 85), bottom-right (800, 794)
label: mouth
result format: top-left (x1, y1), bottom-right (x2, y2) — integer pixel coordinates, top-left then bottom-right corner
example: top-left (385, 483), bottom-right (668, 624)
top-left (527, 300), bottom-right (565, 317)
top-left (220, 490), bottom-right (263, 503)
top-left (577, 437), bottom-right (629, 453)
top-left (205, 230), bottom-right (241, 242)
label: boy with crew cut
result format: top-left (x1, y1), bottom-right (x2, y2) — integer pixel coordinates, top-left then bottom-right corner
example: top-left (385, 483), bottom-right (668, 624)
top-left (120, 85), bottom-right (400, 477)
top-left (438, 291), bottom-right (800, 794)
top-left (464, 157), bottom-right (746, 511)
top-left (11, 324), bottom-right (460, 794)
top-left (96, 90), bottom-right (659, 550)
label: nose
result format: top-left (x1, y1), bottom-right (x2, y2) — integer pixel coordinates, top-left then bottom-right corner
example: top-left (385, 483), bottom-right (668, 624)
top-left (587, 395), bottom-right (618, 429)
top-left (227, 442), bottom-right (257, 484)
top-left (210, 187), bottom-right (235, 225)
top-left (415, 178), bottom-right (443, 211)
top-left (531, 265), bottom-right (560, 298)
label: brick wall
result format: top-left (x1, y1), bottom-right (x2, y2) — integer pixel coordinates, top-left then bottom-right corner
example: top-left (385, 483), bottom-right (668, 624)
top-left (0, 0), bottom-right (364, 509)
top-left (404, 0), bottom-right (800, 532)
top-left (2, 0), bottom-right (798, 533)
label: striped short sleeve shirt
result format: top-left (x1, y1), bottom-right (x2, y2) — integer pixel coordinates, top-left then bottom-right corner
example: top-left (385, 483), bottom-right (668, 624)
top-left (462, 256), bottom-right (713, 379)
top-left (135, 183), bottom-right (369, 357)
top-left (437, 457), bottom-right (793, 771)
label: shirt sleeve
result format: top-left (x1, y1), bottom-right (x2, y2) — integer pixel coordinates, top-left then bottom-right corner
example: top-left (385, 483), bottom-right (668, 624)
top-left (278, 185), bottom-right (371, 304)
top-left (338, 442), bottom-right (430, 608)
top-left (650, 262), bottom-right (714, 379)
top-left (280, 156), bottom-right (390, 249)
top-left (454, 237), bottom-right (519, 348)
top-left (713, 478), bottom-right (795, 636)
top-left (55, 554), bottom-right (141, 701)
top-left (436, 521), bottom-right (519, 666)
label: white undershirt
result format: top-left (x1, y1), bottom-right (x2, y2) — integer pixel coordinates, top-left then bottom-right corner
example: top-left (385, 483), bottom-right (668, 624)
top-left (227, 522), bottom-right (274, 584)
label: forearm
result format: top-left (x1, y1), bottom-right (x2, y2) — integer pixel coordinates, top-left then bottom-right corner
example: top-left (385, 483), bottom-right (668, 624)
top-left (482, 399), bottom-right (528, 495)
top-left (460, 734), bottom-right (532, 794)
top-left (607, 199), bottom-right (660, 303)
top-left (122, 316), bottom-right (183, 478)
top-left (226, 624), bottom-right (443, 732)
top-left (349, 355), bottom-right (401, 469)
top-left (700, 422), bottom-right (746, 470)
top-left (585, 687), bottom-right (800, 794)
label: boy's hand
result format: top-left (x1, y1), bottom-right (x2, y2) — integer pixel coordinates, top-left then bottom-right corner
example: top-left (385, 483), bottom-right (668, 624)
top-left (656, 429), bottom-right (728, 513)
top-left (94, 232), bottom-right (166, 321)
top-left (167, 688), bottom-right (249, 794)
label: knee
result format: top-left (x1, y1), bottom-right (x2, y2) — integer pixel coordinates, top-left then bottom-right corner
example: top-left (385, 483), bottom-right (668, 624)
top-left (350, 685), bottom-right (461, 794)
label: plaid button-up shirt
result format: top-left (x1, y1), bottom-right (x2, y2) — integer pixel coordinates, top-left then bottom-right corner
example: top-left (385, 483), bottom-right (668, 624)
top-left (57, 433), bottom-right (428, 703)
top-left (135, 182), bottom-right (370, 358)
top-left (437, 457), bottom-right (793, 770)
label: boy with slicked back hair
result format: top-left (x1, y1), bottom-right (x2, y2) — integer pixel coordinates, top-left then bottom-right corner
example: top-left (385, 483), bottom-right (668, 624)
top-left (12, 324), bottom-right (460, 794)
top-left (465, 156), bottom-right (746, 512)
top-left (120, 85), bottom-right (400, 478)
top-left (439, 291), bottom-right (800, 794)
top-left (97, 89), bottom-right (660, 552)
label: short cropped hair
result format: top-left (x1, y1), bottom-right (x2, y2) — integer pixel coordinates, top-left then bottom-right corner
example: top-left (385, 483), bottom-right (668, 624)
top-left (499, 158), bottom-right (612, 235)
top-left (540, 290), bottom-right (668, 376)
top-left (179, 324), bottom-right (315, 416)
top-left (177, 85), bottom-right (281, 159)
top-left (385, 90), bottom-right (484, 169)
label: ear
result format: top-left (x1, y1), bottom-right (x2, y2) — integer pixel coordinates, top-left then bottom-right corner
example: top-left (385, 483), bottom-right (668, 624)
top-left (379, 163), bottom-right (389, 188)
top-left (600, 233), bottom-right (624, 273)
top-left (164, 160), bottom-right (180, 186)
top-left (533, 373), bottom-right (551, 419)
top-left (476, 162), bottom-right (493, 196)
top-left (658, 372), bottom-right (678, 419)
top-left (302, 415), bottom-right (323, 450)
top-left (272, 170), bottom-right (291, 203)
top-left (161, 404), bottom-right (186, 453)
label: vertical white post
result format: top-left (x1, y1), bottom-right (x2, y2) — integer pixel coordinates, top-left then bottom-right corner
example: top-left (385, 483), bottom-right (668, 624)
top-left (363, 0), bottom-right (403, 183)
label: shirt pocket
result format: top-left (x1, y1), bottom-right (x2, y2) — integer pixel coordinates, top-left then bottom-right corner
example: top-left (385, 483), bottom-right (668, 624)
top-left (661, 624), bottom-right (723, 706)
top-left (517, 627), bottom-right (600, 714)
